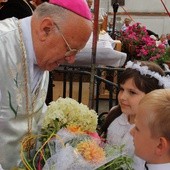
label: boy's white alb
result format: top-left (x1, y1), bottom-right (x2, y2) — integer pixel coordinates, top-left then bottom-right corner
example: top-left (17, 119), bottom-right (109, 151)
top-left (125, 61), bottom-right (170, 88)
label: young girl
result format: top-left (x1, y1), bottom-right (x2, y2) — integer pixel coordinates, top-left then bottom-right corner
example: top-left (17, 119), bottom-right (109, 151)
top-left (131, 89), bottom-right (170, 170)
top-left (99, 60), bottom-right (170, 169)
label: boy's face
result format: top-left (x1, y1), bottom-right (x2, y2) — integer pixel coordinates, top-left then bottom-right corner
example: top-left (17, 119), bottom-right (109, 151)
top-left (118, 78), bottom-right (145, 116)
top-left (130, 107), bottom-right (159, 163)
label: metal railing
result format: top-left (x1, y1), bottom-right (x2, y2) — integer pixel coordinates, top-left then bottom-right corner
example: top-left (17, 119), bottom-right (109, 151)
top-left (47, 65), bottom-right (123, 113)
top-left (47, 65), bottom-right (170, 113)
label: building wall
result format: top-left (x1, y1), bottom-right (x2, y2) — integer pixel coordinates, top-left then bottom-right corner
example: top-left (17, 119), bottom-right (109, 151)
top-left (98, 0), bottom-right (170, 36)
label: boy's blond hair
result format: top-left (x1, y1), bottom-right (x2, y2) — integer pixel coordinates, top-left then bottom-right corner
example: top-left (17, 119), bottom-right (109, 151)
top-left (139, 89), bottom-right (170, 140)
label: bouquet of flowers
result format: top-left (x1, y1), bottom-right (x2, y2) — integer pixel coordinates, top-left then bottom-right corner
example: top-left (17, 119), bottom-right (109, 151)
top-left (120, 23), bottom-right (148, 46)
top-left (119, 23), bottom-right (166, 65)
top-left (18, 97), bottom-right (133, 170)
top-left (137, 42), bottom-right (166, 65)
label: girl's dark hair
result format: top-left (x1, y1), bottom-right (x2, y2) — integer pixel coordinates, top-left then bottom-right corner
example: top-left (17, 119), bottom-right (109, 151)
top-left (119, 61), bottom-right (164, 93)
top-left (99, 61), bottom-right (165, 135)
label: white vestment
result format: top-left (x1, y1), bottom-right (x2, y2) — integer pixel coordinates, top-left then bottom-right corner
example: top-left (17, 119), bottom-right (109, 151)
top-left (0, 17), bottom-right (49, 169)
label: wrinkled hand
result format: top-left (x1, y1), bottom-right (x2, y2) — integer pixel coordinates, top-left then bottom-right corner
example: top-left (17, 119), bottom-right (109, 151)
top-left (29, 0), bottom-right (37, 8)
top-left (0, 0), bottom-right (7, 3)
top-left (0, 0), bottom-right (7, 9)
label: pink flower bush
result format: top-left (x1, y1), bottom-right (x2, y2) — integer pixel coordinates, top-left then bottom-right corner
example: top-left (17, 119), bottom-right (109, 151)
top-left (120, 23), bottom-right (166, 65)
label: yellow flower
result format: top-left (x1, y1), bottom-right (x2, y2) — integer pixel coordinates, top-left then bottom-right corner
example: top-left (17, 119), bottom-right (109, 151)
top-left (76, 140), bottom-right (105, 163)
top-left (67, 125), bottom-right (84, 134)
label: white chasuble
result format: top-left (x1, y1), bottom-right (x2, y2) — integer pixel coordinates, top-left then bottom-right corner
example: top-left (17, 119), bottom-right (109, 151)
top-left (0, 17), bottom-right (49, 169)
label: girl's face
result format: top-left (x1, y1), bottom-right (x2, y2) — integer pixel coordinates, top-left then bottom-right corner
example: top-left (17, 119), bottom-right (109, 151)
top-left (118, 78), bottom-right (145, 116)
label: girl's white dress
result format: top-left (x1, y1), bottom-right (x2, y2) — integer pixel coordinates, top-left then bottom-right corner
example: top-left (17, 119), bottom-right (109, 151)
top-left (107, 113), bottom-right (145, 170)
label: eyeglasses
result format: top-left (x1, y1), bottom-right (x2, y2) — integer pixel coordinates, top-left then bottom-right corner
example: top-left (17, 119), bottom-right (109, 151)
top-left (54, 22), bottom-right (80, 57)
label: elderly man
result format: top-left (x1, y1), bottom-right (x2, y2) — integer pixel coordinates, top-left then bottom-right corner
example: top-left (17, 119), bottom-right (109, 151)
top-left (121, 18), bottom-right (131, 31)
top-left (0, 0), bottom-right (92, 169)
top-left (0, 0), bottom-right (7, 9)
top-left (86, 0), bottom-right (93, 9)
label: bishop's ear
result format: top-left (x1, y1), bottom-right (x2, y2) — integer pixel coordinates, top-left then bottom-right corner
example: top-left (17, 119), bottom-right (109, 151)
top-left (38, 17), bottom-right (54, 41)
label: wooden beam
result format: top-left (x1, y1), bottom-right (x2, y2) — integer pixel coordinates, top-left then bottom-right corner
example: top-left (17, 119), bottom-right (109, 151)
top-left (108, 12), bottom-right (169, 16)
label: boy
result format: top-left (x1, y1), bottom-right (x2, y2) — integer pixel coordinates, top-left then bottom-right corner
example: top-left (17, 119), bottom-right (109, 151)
top-left (131, 89), bottom-right (170, 170)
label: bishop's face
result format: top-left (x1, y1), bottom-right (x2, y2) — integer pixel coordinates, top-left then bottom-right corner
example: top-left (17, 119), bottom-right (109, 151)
top-left (33, 15), bottom-right (92, 71)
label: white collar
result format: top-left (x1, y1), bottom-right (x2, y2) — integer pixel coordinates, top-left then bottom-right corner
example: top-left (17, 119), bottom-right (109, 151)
top-left (147, 163), bottom-right (170, 170)
top-left (117, 113), bottom-right (132, 126)
top-left (19, 16), bottom-right (43, 92)
top-left (20, 16), bottom-right (37, 65)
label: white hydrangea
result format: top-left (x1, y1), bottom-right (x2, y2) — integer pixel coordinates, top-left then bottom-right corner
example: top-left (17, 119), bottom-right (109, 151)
top-left (42, 97), bottom-right (98, 132)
